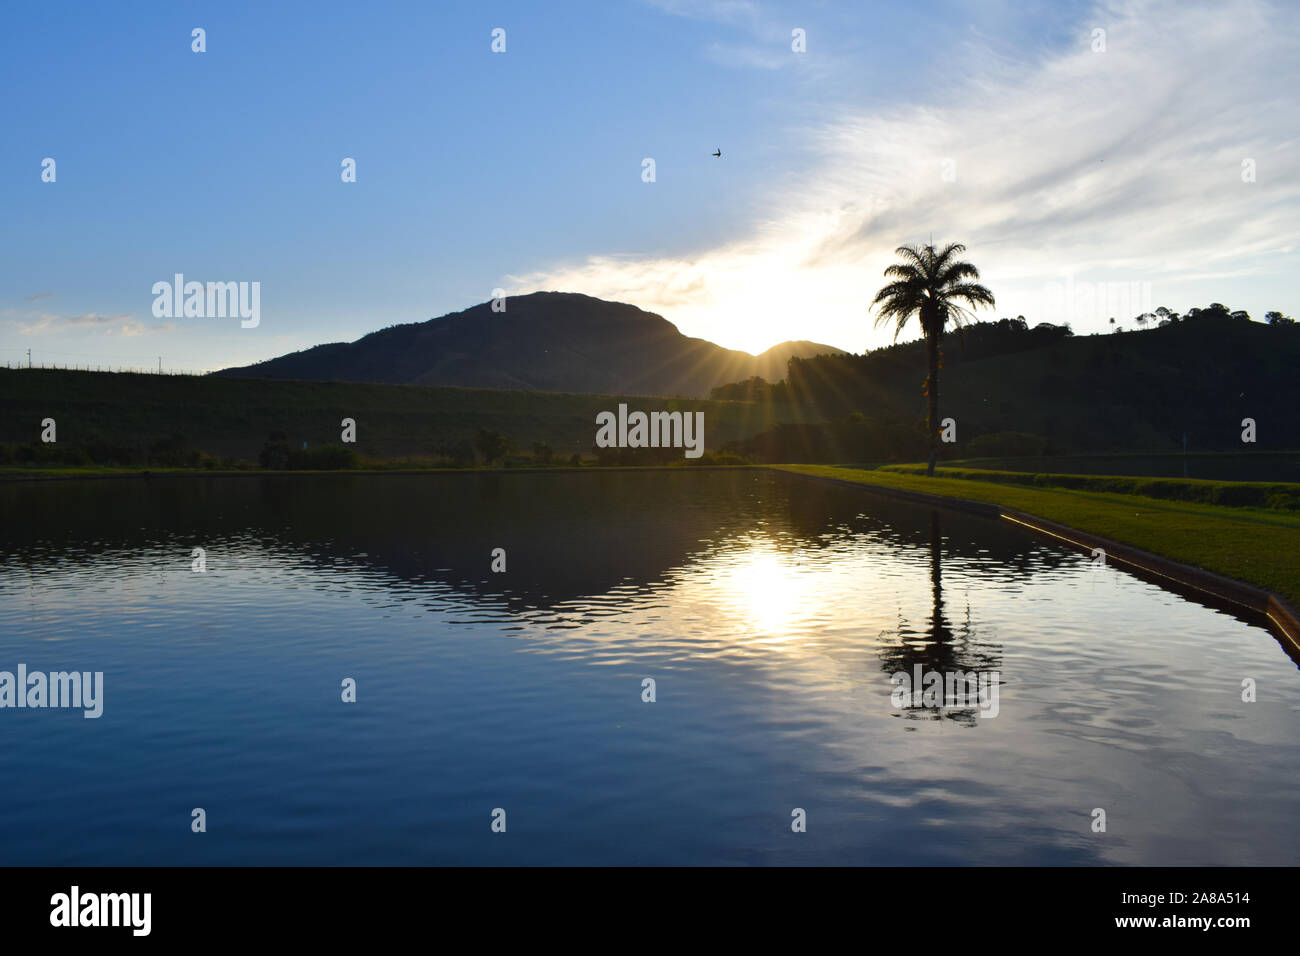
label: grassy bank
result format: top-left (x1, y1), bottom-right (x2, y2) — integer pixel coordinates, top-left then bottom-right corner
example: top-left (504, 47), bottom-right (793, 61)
top-left (920, 451), bottom-right (1300, 482)
top-left (880, 464), bottom-right (1300, 511)
top-left (772, 464), bottom-right (1300, 606)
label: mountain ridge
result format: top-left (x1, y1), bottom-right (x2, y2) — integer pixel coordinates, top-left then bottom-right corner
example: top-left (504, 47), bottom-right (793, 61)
top-left (213, 292), bottom-right (846, 397)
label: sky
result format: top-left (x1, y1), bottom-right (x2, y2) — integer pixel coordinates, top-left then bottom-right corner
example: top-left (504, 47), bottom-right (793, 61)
top-left (2, 0), bottom-right (1297, 371)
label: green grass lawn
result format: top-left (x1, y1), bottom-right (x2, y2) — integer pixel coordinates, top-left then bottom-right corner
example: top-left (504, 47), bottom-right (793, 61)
top-left (928, 451), bottom-right (1300, 482)
top-left (880, 463), bottom-right (1300, 511)
top-left (773, 464), bottom-right (1300, 606)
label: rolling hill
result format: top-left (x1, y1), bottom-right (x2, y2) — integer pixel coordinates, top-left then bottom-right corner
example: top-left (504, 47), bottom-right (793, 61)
top-left (0, 368), bottom-right (811, 464)
top-left (213, 292), bottom-right (845, 397)
top-left (733, 314), bottom-right (1300, 460)
top-left (8, 307), bottom-right (1296, 472)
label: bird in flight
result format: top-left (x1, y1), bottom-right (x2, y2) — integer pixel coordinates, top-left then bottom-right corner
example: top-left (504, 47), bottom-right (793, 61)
top-left (712, 148), bottom-right (721, 158)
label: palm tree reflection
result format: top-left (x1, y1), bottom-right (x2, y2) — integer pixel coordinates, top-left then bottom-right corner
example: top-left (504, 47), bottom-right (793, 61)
top-left (880, 510), bottom-right (1002, 726)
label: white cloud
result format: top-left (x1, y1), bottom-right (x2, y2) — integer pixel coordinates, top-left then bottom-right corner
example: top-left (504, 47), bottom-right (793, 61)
top-left (9, 312), bottom-right (60, 334)
top-left (14, 312), bottom-right (132, 334)
top-left (112, 320), bottom-right (175, 337)
top-left (516, 0), bottom-right (1300, 353)
top-left (9, 311), bottom-right (175, 337)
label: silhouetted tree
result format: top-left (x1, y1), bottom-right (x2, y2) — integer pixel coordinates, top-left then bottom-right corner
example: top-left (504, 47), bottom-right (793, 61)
top-left (474, 428), bottom-right (510, 465)
top-left (1179, 303), bottom-right (1235, 323)
top-left (259, 431), bottom-right (290, 469)
top-left (870, 242), bottom-right (995, 476)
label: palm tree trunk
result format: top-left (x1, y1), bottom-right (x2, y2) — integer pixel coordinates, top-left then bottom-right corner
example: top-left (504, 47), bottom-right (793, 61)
top-left (926, 331), bottom-right (940, 476)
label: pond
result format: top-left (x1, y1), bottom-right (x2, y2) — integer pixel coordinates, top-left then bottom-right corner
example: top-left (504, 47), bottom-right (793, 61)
top-left (0, 470), bottom-right (1295, 865)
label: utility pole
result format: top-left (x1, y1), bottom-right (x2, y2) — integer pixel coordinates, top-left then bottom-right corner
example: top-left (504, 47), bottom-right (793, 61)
top-left (159, 356), bottom-right (162, 374)
top-left (27, 348), bottom-right (32, 368)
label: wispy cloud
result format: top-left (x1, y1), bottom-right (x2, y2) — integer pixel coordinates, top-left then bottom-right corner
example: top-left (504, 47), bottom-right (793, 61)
top-left (17, 312), bottom-right (133, 333)
top-left (8, 312), bottom-right (60, 334)
top-left (519, 0), bottom-right (1300, 352)
top-left (117, 320), bottom-right (175, 337)
top-left (702, 41), bottom-right (789, 70)
top-left (10, 311), bottom-right (174, 337)
top-left (646, 0), bottom-right (823, 73)
top-left (67, 313), bottom-right (134, 326)
top-left (642, 0), bottom-right (759, 24)
top-left (23, 291), bottom-right (54, 302)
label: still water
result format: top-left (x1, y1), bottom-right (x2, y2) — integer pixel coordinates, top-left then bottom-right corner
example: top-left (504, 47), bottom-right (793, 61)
top-left (0, 470), bottom-right (1296, 865)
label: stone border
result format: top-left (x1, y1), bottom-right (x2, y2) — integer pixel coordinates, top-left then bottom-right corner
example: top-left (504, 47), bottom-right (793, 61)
top-left (781, 468), bottom-right (1300, 654)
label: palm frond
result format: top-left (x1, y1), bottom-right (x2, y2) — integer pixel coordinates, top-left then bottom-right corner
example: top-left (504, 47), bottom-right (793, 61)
top-left (945, 282), bottom-right (996, 307)
top-left (869, 243), bottom-right (995, 341)
top-left (935, 260), bottom-right (981, 285)
top-left (882, 262), bottom-right (923, 283)
top-left (892, 245), bottom-right (927, 272)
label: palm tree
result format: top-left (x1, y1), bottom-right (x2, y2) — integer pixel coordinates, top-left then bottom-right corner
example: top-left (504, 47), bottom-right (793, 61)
top-left (871, 243), bottom-right (995, 476)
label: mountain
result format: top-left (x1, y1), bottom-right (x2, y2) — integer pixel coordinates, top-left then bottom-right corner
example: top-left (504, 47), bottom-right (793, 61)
top-left (213, 292), bottom-right (846, 397)
top-left (751, 340), bottom-right (846, 383)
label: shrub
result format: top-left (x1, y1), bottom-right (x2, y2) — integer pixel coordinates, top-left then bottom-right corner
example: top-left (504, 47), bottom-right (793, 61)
top-left (1211, 484), bottom-right (1269, 508)
top-left (286, 443), bottom-right (358, 470)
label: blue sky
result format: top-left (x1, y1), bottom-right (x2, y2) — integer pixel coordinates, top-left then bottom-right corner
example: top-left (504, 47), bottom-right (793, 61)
top-left (2, 0), bottom-right (1297, 370)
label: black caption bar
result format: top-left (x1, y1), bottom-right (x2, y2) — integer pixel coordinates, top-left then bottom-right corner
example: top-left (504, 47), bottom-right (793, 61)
top-left (0, 866), bottom-right (1284, 943)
